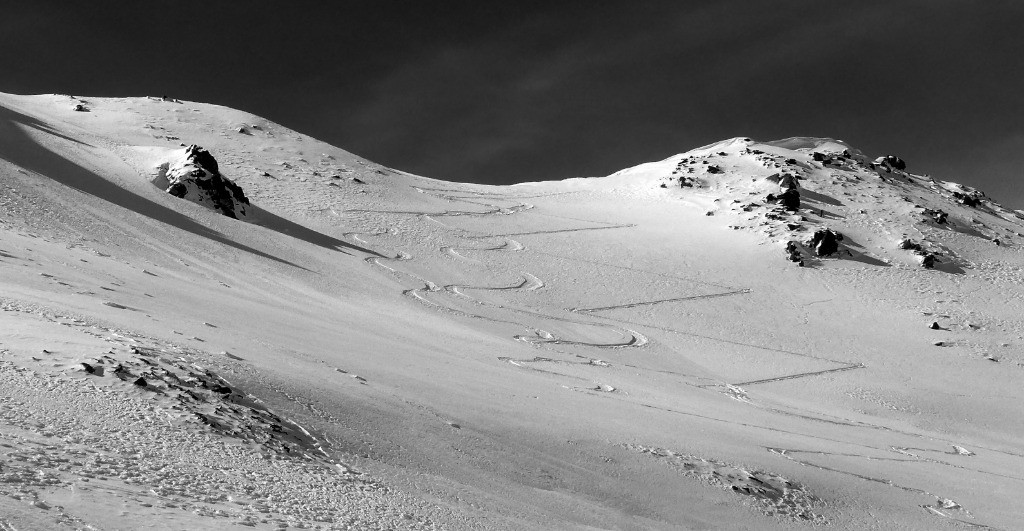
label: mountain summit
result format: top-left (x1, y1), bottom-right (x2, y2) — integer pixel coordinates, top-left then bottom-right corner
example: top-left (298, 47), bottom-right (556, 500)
top-left (609, 136), bottom-right (1018, 272)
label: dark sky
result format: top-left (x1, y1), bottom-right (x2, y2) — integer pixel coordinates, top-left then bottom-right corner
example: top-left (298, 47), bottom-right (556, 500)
top-left (3, 1), bottom-right (1023, 206)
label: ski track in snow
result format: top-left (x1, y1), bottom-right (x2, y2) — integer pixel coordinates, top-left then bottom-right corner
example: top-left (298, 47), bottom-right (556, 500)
top-left (346, 185), bottom-right (895, 448)
top-left (351, 186), bottom-right (872, 388)
top-left (353, 187), bottom-right (651, 350)
top-left (339, 183), bottom-right (1016, 528)
top-left (6, 97), bottom-right (1022, 528)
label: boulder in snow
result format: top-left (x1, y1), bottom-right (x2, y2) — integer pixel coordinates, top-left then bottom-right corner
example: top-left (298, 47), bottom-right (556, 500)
top-left (805, 229), bottom-right (843, 257)
top-left (874, 155), bottom-right (906, 171)
top-left (778, 173), bottom-right (799, 189)
top-left (897, 238), bottom-right (923, 251)
top-left (922, 208), bottom-right (948, 224)
top-left (952, 191), bottom-right (981, 207)
top-left (157, 145), bottom-right (250, 219)
top-left (778, 188), bottom-right (800, 211)
top-left (784, 241), bottom-right (803, 265)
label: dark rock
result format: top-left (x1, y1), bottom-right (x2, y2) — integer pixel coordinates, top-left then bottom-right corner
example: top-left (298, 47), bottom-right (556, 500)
top-left (952, 191), bottom-right (980, 207)
top-left (113, 364), bottom-right (133, 381)
top-left (897, 238), bottom-right (923, 251)
top-left (185, 145), bottom-right (219, 174)
top-left (778, 174), bottom-right (799, 189)
top-left (166, 182), bottom-right (187, 198)
top-left (928, 322), bottom-right (943, 330)
top-left (778, 188), bottom-right (800, 211)
top-left (898, 239), bottom-right (940, 268)
top-left (73, 104), bottom-right (88, 112)
top-left (923, 208), bottom-right (948, 224)
top-left (785, 158), bottom-right (797, 164)
top-left (133, 377), bottom-right (147, 387)
top-left (706, 165), bottom-right (722, 174)
top-left (163, 145), bottom-right (249, 219)
top-left (874, 155), bottom-right (907, 170)
top-left (659, 183), bottom-right (667, 188)
top-left (812, 152), bottom-right (826, 161)
top-left (806, 229), bottom-right (843, 257)
top-left (351, 177), bottom-right (365, 184)
top-left (785, 241), bottom-right (803, 265)
top-left (81, 362), bottom-right (96, 374)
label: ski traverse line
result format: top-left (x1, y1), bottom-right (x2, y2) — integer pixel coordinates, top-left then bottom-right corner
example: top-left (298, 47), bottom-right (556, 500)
top-left (525, 249), bottom-right (741, 290)
top-left (466, 224), bottom-right (635, 238)
top-left (572, 289), bottom-right (752, 313)
top-left (412, 186), bottom-right (577, 200)
top-left (580, 310), bottom-right (860, 366)
top-left (731, 364), bottom-right (866, 387)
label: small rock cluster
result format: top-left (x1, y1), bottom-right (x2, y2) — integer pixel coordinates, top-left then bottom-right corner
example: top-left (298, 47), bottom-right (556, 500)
top-left (872, 155), bottom-right (907, 171)
top-left (897, 238), bottom-right (939, 268)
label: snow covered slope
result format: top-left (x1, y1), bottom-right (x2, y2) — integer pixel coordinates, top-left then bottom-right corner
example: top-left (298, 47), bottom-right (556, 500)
top-left (2, 93), bottom-right (1024, 530)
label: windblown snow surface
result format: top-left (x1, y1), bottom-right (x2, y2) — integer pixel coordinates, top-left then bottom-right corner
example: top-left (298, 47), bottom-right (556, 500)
top-left (1, 93), bottom-right (1023, 530)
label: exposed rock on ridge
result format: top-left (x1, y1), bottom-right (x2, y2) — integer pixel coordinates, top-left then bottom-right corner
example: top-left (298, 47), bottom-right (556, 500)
top-left (610, 136), bottom-right (1023, 271)
top-left (156, 145), bottom-right (250, 219)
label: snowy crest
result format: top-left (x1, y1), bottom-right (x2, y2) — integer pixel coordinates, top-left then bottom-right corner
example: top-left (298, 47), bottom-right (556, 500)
top-left (610, 136), bottom-right (1023, 271)
top-left (154, 145), bottom-right (250, 219)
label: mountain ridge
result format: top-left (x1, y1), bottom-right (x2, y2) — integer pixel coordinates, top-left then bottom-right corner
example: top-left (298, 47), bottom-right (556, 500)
top-left (2, 92), bottom-right (1024, 530)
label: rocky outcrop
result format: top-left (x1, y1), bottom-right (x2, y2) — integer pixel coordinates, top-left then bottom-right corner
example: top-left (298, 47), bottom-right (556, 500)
top-left (873, 155), bottom-right (907, 171)
top-left (158, 145), bottom-right (250, 219)
top-left (897, 238), bottom-right (939, 268)
top-left (806, 229), bottom-right (842, 256)
top-left (922, 208), bottom-right (948, 224)
top-left (952, 191), bottom-right (981, 207)
top-left (778, 188), bottom-right (800, 211)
